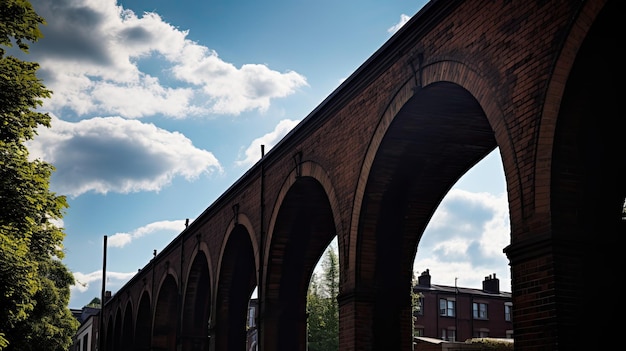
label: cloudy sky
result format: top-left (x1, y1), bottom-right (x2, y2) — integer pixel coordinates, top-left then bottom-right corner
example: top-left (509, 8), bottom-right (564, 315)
top-left (18, 0), bottom-right (510, 308)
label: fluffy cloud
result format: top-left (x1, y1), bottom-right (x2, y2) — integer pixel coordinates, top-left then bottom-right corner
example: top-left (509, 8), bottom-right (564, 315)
top-left (71, 270), bottom-right (136, 293)
top-left (414, 189), bottom-right (511, 292)
top-left (28, 0), bottom-right (308, 118)
top-left (107, 220), bottom-right (189, 248)
top-left (27, 115), bottom-right (222, 197)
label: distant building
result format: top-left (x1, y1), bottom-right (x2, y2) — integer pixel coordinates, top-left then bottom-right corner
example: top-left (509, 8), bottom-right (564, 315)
top-left (71, 306), bottom-right (100, 351)
top-left (247, 298), bottom-right (258, 351)
top-left (413, 269), bottom-right (513, 343)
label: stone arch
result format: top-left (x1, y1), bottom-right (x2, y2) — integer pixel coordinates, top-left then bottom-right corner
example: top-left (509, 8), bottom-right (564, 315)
top-left (223, 214), bottom-right (259, 284)
top-left (181, 249), bottom-right (212, 351)
top-left (265, 160), bottom-right (344, 284)
top-left (152, 274), bottom-right (178, 350)
top-left (262, 161), bottom-right (340, 351)
top-left (113, 306), bottom-right (123, 351)
top-left (105, 312), bottom-right (114, 351)
top-left (536, 0), bottom-right (610, 215)
top-left (350, 75), bottom-right (495, 349)
top-left (135, 291), bottom-right (152, 351)
top-left (213, 218), bottom-right (257, 351)
top-left (532, 0), bottom-right (622, 346)
top-left (121, 300), bottom-right (134, 351)
top-left (349, 56), bottom-right (508, 273)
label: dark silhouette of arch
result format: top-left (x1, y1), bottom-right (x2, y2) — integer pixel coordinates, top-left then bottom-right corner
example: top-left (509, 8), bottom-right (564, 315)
top-left (105, 314), bottom-right (114, 351)
top-left (182, 251), bottom-right (211, 350)
top-left (214, 224), bottom-right (256, 351)
top-left (113, 307), bottom-right (123, 351)
top-left (549, 0), bottom-right (623, 343)
top-left (135, 292), bottom-right (152, 351)
top-left (152, 275), bottom-right (178, 350)
top-left (121, 302), bottom-right (134, 350)
top-left (264, 177), bottom-right (336, 351)
top-left (357, 82), bottom-right (494, 349)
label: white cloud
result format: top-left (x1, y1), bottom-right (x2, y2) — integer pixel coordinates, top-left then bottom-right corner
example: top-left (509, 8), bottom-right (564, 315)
top-left (430, 238), bottom-right (473, 260)
top-left (388, 14), bottom-right (412, 34)
top-left (172, 51), bottom-right (309, 115)
top-left (86, 76), bottom-right (199, 119)
top-left (235, 119), bottom-right (301, 167)
top-left (108, 220), bottom-right (188, 248)
top-left (27, 115), bottom-right (222, 197)
top-left (70, 218), bottom-right (189, 304)
top-left (414, 189), bottom-right (511, 292)
top-left (29, 0), bottom-right (308, 119)
top-left (71, 270), bottom-right (136, 293)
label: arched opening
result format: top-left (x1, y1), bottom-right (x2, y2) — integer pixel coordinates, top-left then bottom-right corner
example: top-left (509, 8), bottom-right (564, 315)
top-left (135, 292), bottom-right (152, 351)
top-left (307, 237), bottom-right (340, 351)
top-left (121, 302), bottom-right (134, 351)
top-left (550, 0), bottom-right (622, 341)
top-left (113, 307), bottom-right (123, 351)
top-left (105, 314), bottom-right (114, 351)
top-left (357, 81), bottom-right (497, 349)
top-left (214, 224), bottom-right (256, 351)
top-left (413, 147), bottom-right (511, 342)
top-left (152, 275), bottom-right (178, 350)
top-left (182, 250), bottom-right (212, 351)
top-left (264, 176), bottom-right (336, 351)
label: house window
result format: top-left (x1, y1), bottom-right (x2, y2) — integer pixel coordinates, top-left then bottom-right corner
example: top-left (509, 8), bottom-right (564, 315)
top-left (473, 302), bottom-right (488, 319)
top-left (441, 328), bottom-right (456, 341)
top-left (414, 327), bottom-right (424, 337)
top-left (505, 302), bottom-right (512, 322)
top-left (82, 333), bottom-right (89, 351)
top-left (473, 329), bottom-right (489, 338)
top-left (439, 298), bottom-right (455, 317)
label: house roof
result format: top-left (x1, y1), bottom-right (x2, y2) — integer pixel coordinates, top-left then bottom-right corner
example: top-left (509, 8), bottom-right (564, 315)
top-left (414, 283), bottom-right (512, 298)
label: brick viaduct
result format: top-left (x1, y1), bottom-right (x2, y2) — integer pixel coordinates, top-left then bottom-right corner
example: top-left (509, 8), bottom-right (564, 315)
top-left (100, 0), bottom-right (622, 350)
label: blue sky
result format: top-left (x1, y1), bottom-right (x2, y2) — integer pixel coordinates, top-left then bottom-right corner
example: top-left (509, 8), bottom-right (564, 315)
top-left (21, 0), bottom-right (510, 309)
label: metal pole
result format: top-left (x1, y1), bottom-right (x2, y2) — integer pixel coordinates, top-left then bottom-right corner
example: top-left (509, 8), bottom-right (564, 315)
top-left (99, 235), bottom-right (107, 351)
top-left (454, 277), bottom-right (458, 341)
top-left (259, 144), bottom-right (265, 350)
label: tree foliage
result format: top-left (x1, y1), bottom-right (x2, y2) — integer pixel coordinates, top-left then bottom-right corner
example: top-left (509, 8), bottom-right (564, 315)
top-left (0, 0), bottom-right (78, 349)
top-left (86, 297), bottom-right (101, 308)
top-left (306, 249), bottom-right (426, 350)
top-left (411, 272), bottom-right (423, 338)
top-left (307, 246), bottom-right (339, 351)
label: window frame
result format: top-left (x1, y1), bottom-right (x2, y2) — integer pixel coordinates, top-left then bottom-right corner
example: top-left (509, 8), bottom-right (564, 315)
top-left (472, 301), bottom-right (488, 319)
top-left (505, 302), bottom-right (513, 322)
top-left (439, 297), bottom-right (456, 317)
top-left (441, 328), bottom-right (457, 342)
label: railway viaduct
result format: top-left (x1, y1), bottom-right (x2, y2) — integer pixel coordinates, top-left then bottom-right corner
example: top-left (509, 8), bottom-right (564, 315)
top-left (100, 0), bottom-right (623, 350)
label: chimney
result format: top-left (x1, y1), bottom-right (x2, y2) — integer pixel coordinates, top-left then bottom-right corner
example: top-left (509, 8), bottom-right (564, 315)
top-left (482, 273), bottom-right (500, 293)
top-left (418, 269), bottom-right (431, 287)
top-left (104, 290), bottom-right (112, 303)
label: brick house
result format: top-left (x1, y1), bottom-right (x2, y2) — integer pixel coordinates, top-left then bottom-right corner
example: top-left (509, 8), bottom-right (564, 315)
top-left (413, 269), bottom-right (513, 342)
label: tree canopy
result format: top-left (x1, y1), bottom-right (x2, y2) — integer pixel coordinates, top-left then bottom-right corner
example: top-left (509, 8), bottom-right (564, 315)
top-left (0, 0), bottom-right (78, 349)
top-left (307, 246), bottom-right (339, 351)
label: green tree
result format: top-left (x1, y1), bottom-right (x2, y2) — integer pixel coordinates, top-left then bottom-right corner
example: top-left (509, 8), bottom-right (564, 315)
top-left (86, 297), bottom-right (101, 308)
top-left (307, 246), bottom-right (339, 351)
top-left (411, 271), bottom-right (423, 338)
top-left (0, 0), bottom-right (78, 349)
